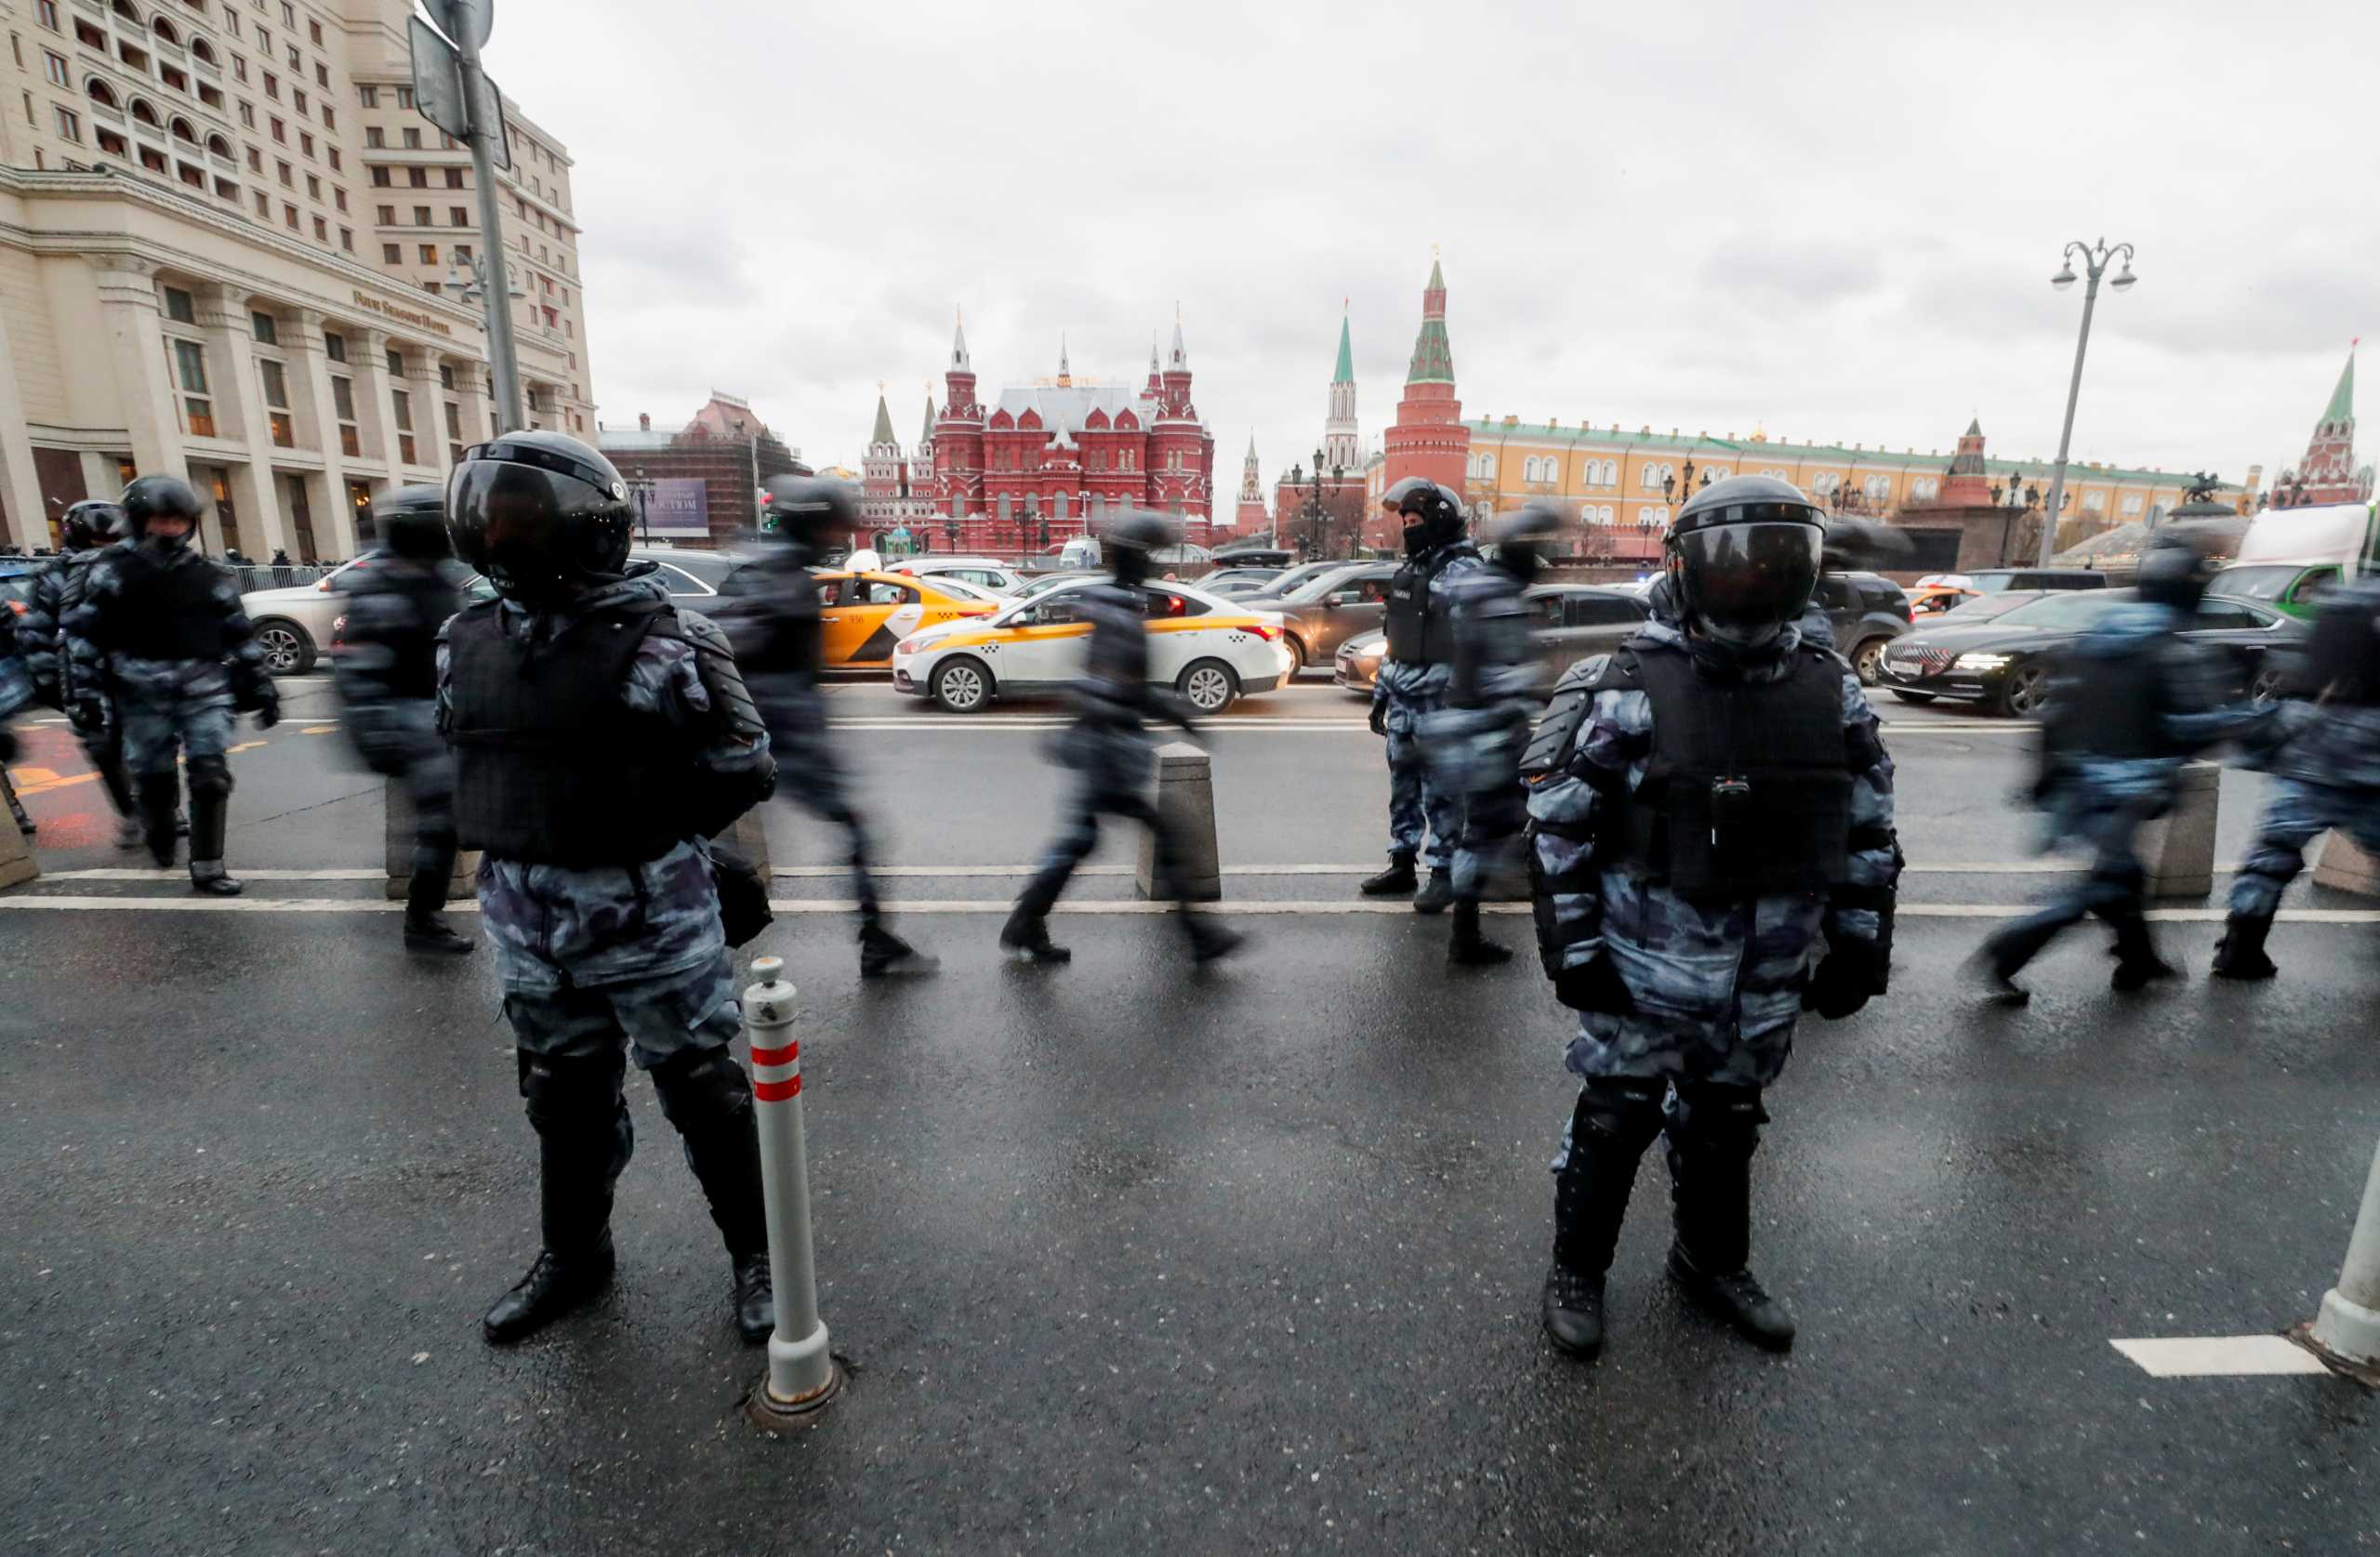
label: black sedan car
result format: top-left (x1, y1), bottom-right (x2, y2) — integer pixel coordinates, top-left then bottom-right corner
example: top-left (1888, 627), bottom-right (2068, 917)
top-left (1878, 588), bottom-right (2305, 716)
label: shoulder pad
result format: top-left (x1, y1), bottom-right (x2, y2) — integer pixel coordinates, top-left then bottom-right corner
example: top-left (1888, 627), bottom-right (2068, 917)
top-left (670, 608), bottom-right (735, 655)
top-left (1552, 653), bottom-right (1610, 696)
top-left (1522, 663), bottom-right (1612, 779)
top-left (1805, 641), bottom-right (1854, 677)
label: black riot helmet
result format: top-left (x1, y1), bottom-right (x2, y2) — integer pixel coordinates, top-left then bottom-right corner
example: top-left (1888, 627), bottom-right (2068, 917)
top-left (445, 430), bottom-right (633, 605)
top-left (760, 475), bottom-right (856, 563)
top-left (1395, 479), bottom-right (1468, 553)
top-left (60, 500), bottom-right (126, 552)
top-left (1103, 508), bottom-right (1175, 587)
top-left (121, 475), bottom-right (206, 552)
top-left (1487, 501), bottom-right (1567, 584)
top-left (1663, 474), bottom-right (1826, 650)
top-left (2134, 531), bottom-right (2216, 613)
top-left (371, 483), bottom-right (452, 562)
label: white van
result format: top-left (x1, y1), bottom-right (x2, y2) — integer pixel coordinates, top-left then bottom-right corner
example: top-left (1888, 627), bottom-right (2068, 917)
top-left (2217, 501), bottom-right (2379, 618)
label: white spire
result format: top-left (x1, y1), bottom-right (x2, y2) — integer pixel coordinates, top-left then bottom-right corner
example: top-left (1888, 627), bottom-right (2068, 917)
top-left (1169, 307), bottom-right (1188, 371)
top-left (951, 308), bottom-right (971, 372)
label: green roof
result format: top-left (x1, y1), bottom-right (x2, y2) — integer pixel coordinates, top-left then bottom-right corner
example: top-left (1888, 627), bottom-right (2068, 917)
top-left (1332, 315), bottom-right (1354, 385)
top-left (1460, 420), bottom-right (2225, 489)
top-left (1408, 321), bottom-right (1454, 386)
top-left (2322, 350), bottom-right (2354, 425)
top-left (1426, 257), bottom-right (1444, 293)
top-left (870, 393), bottom-right (896, 448)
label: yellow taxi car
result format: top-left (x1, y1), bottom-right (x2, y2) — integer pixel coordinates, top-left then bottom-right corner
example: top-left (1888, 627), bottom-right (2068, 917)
top-left (813, 570), bottom-right (1001, 667)
top-left (890, 577), bottom-right (1292, 714)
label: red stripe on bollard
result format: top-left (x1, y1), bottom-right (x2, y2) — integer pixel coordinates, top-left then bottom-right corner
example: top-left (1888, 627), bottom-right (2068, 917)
top-left (751, 1040), bottom-right (799, 1066)
top-left (755, 1075), bottom-right (802, 1102)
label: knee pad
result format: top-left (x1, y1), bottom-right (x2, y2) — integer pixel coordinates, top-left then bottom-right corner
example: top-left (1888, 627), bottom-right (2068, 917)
top-left (517, 1049), bottom-right (627, 1133)
top-left (1670, 1083), bottom-right (1768, 1159)
top-left (651, 1048), bottom-right (753, 1133)
top-left (1574, 1076), bottom-right (1668, 1155)
top-left (185, 755), bottom-right (234, 800)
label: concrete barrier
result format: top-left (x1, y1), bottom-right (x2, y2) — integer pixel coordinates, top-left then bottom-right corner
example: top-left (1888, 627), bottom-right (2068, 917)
top-left (0, 768), bottom-right (36, 889)
top-left (2313, 831), bottom-right (2380, 896)
top-left (2138, 759), bottom-right (2219, 899)
top-left (1138, 741), bottom-right (1220, 902)
top-left (383, 779), bottom-right (478, 901)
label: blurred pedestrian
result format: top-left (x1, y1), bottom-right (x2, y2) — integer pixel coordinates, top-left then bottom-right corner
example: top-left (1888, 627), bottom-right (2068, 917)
top-left (1978, 534), bottom-right (2269, 999)
top-left (269, 548), bottom-right (292, 566)
top-left (725, 476), bottom-right (935, 977)
top-left (1363, 479), bottom-right (1483, 912)
top-left (331, 485), bottom-right (471, 954)
top-left (2215, 571), bottom-right (2380, 978)
top-left (1525, 475), bottom-right (1899, 1359)
top-left (440, 431), bottom-right (780, 1346)
top-left (1000, 510), bottom-right (1241, 967)
top-left (62, 478), bottom-right (276, 892)
top-left (1422, 501), bottom-right (1567, 964)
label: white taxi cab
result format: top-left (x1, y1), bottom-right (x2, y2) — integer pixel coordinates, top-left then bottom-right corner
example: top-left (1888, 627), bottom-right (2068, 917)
top-left (891, 578), bottom-right (1292, 714)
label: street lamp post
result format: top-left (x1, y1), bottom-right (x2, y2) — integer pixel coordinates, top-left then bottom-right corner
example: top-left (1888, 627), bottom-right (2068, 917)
top-left (444, 252), bottom-right (526, 429)
top-left (1286, 462), bottom-right (1304, 557)
top-left (2036, 238), bottom-right (2137, 568)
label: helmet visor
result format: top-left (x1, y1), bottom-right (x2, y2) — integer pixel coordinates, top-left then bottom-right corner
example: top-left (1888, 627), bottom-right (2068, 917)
top-left (1676, 521), bottom-right (1821, 637)
top-left (446, 460), bottom-right (628, 601)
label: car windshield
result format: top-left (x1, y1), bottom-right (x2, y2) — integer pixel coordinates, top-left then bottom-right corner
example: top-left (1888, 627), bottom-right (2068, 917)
top-left (1938, 592), bottom-right (2044, 622)
top-left (2209, 565), bottom-right (2302, 602)
top-left (1994, 591), bottom-right (2130, 629)
top-left (932, 576), bottom-right (1001, 603)
top-left (1281, 566), bottom-right (1370, 603)
top-left (1255, 562), bottom-right (1346, 597)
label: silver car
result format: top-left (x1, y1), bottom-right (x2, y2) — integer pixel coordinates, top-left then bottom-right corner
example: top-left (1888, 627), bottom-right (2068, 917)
top-left (242, 556), bottom-right (374, 674)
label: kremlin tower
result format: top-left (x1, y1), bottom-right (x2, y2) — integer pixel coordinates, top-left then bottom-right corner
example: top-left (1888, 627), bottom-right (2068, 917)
top-left (1235, 436), bottom-right (1268, 535)
top-left (1382, 256), bottom-right (1471, 507)
top-left (2274, 346), bottom-right (2373, 508)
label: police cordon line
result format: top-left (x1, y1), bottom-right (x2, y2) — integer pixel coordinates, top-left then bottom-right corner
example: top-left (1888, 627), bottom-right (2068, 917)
top-left (5, 436), bottom-right (2377, 1368)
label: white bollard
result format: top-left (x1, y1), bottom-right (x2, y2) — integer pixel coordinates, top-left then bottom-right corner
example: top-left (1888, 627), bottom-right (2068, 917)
top-left (2137, 759), bottom-right (2219, 899)
top-left (741, 956), bottom-right (842, 1430)
top-left (0, 767), bottom-right (38, 889)
top-left (2298, 1139), bottom-right (2380, 1383)
top-left (383, 778), bottom-right (477, 901)
top-left (1136, 741), bottom-right (1221, 902)
top-left (2311, 831), bottom-right (2380, 897)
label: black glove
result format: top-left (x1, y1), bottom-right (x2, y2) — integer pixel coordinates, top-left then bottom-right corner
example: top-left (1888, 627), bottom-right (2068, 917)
top-left (1368, 701), bottom-right (1388, 737)
top-left (255, 697), bottom-right (282, 731)
top-left (1553, 953), bottom-right (1633, 1014)
top-left (1803, 940), bottom-right (1885, 1021)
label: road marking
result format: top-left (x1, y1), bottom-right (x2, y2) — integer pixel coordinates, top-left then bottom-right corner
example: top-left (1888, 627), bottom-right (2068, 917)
top-left (824, 718), bottom-right (2023, 734)
top-left (2109, 1336), bottom-right (2333, 1378)
top-left (5, 896), bottom-right (2378, 923)
top-left (43, 861), bottom-right (2150, 883)
top-left (299, 724), bottom-right (339, 734)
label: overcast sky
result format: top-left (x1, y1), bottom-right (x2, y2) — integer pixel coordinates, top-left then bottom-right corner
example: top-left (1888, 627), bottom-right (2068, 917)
top-left (496, 0), bottom-right (2375, 492)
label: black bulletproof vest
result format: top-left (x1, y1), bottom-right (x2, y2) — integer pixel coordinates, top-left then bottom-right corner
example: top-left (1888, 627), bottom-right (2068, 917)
top-left (445, 599), bottom-right (694, 865)
top-left (364, 563), bottom-right (461, 702)
top-left (1602, 645), bottom-right (1851, 900)
top-left (1383, 554), bottom-right (1455, 665)
top-left (2042, 645), bottom-right (2164, 760)
top-left (114, 549), bottom-right (226, 661)
top-left (2307, 589), bottom-right (2380, 706)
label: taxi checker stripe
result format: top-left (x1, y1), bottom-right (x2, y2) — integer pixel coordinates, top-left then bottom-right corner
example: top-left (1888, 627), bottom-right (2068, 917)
top-left (754, 1075), bottom-right (802, 1102)
top-left (750, 1039), bottom-right (799, 1066)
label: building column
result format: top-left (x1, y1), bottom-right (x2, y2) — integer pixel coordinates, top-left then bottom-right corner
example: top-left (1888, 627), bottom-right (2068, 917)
top-left (352, 327), bottom-right (403, 482)
top-left (0, 310), bottom-right (52, 549)
top-left (283, 307), bottom-right (358, 559)
top-left (449, 360), bottom-right (494, 447)
top-left (90, 254), bottom-right (187, 484)
top-left (398, 348), bottom-right (449, 481)
top-left (192, 283), bottom-right (289, 561)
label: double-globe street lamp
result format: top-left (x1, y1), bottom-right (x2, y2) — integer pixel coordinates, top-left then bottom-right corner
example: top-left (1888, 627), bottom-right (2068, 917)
top-left (1289, 447), bottom-right (1342, 560)
top-left (2035, 238), bottom-right (2137, 567)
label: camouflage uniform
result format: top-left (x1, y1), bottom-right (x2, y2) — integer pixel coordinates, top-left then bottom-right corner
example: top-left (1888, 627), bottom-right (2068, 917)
top-left (1422, 555), bottom-right (1537, 909)
top-left (1985, 600), bottom-right (2268, 985)
top-left (1373, 540), bottom-right (1482, 869)
top-left (334, 548), bottom-right (466, 940)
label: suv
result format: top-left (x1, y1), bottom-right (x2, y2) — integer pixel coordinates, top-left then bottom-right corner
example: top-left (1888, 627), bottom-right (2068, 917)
top-left (1264, 562), bottom-right (1397, 674)
top-left (1816, 571), bottom-right (1913, 685)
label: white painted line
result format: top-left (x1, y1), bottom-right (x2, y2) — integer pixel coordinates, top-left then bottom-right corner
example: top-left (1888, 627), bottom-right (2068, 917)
top-left (46, 861), bottom-right (2141, 884)
top-left (2110, 1336), bottom-right (2333, 1378)
top-left (50, 867), bottom-right (387, 880)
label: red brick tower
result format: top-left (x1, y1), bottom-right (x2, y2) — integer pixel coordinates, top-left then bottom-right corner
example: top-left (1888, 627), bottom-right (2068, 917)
top-left (1938, 417), bottom-right (1993, 507)
top-left (932, 313), bottom-right (984, 524)
top-left (2281, 345), bottom-right (2373, 506)
top-left (1382, 256), bottom-right (1469, 497)
top-left (1150, 315), bottom-right (1215, 525)
top-left (1235, 435), bottom-right (1267, 534)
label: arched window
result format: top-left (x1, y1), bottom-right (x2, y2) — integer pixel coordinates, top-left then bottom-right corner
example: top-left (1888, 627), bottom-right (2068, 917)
top-left (205, 131), bottom-right (229, 157)
top-left (1862, 474), bottom-right (1890, 503)
top-left (130, 98), bottom-right (162, 126)
top-left (191, 38), bottom-right (216, 64)
top-left (152, 17), bottom-right (179, 44)
top-left (111, 0), bottom-right (142, 23)
top-left (1522, 456), bottom-right (1540, 482)
top-left (1599, 506), bottom-right (1615, 524)
top-left (169, 115), bottom-right (196, 142)
top-left (1640, 465), bottom-right (1660, 491)
top-left (86, 79), bottom-right (122, 110)
top-left (1479, 453), bottom-right (1496, 479)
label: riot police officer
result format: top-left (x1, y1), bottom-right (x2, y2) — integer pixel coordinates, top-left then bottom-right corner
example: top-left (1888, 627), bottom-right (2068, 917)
top-left (18, 501), bottom-right (143, 844)
top-left (1363, 479), bottom-right (1484, 913)
top-left (438, 431), bottom-right (779, 1345)
top-left (725, 476), bottom-right (935, 978)
top-left (332, 485), bottom-right (471, 954)
top-left (1524, 475), bottom-right (1900, 1359)
top-left (2214, 572), bottom-right (2380, 979)
top-left (1422, 501), bottom-right (1567, 964)
top-left (62, 477), bottom-right (277, 892)
top-left (1978, 534), bottom-right (2268, 999)
top-left (1001, 509), bottom-right (1242, 967)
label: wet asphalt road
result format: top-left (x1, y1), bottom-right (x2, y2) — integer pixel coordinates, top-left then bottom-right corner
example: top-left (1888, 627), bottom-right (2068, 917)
top-left (3, 677), bottom-right (2376, 1554)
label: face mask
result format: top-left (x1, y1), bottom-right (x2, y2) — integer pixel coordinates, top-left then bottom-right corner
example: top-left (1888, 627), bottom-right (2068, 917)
top-left (1697, 616), bottom-right (1782, 653)
top-left (139, 528), bottom-right (191, 558)
top-left (1402, 521), bottom-right (1428, 557)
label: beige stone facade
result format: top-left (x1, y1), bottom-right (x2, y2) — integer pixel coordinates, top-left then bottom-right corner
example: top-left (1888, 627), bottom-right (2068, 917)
top-left (0, 0), bottom-right (592, 555)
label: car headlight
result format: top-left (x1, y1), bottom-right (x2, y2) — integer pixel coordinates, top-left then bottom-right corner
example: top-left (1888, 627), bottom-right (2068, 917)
top-left (1954, 653), bottom-right (2011, 670)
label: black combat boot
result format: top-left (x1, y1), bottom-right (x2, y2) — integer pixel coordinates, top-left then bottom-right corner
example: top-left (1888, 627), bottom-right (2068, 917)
top-left (652, 1051), bottom-right (774, 1342)
top-left (1359, 853), bottom-right (1418, 897)
top-left (1666, 1093), bottom-right (1795, 1351)
top-left (1412, 866), bottom-right (1455, 916)
top-left (138, 775), bottom-right (179, 869)
top-left (2108, 907), bottom-right (2179, 992)
top-left (2211, 913), bottom-right (2279, 981)
top-left (403, 862), bottom-right (476, 955)
top-left (1448, 901), bottom-right (1513, 966)
top-left (1182, 913), bottom-right (1244, 966)
top-left (186, 787), bottom-right (242, 895)
top-left (859, 921), bottom-right (940, 978)
top-left (483, 1242), bottom-right (617, 1345)
top-left (1542, 1089), bottom-right (1660, 1359)
top-left (487, 1055), bottom-right (629, 1345)
top-left (999, 904), bottom-right (1072, 964)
